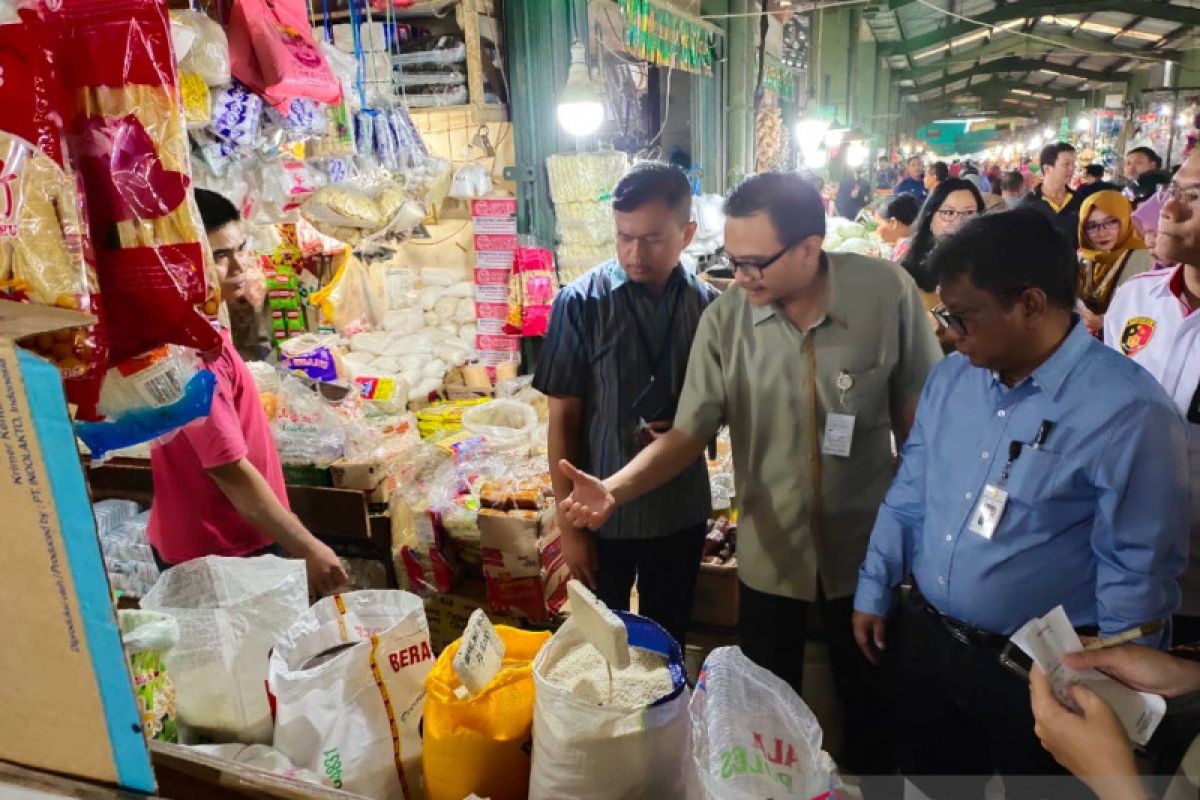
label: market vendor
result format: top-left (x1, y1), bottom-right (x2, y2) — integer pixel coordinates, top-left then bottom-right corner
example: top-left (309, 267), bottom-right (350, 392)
top-left (535, 162), bottom-right (719, 649)
top-left (146, 189), bottom-right (348, 595)
top-left (558, 172), bottom-right (940, 780)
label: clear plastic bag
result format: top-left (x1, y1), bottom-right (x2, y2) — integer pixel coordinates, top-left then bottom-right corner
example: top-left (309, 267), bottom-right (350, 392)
top-left (278, 333), bottom-right (345, 383)
top-left (171, 9), bottom-right (231, 87)
top-left (141, 555), bottom-right (309, 744)
top-left (312, 251), bottom-right (380, 337)
top-left (689, 646), bottom-right (841, 799)
top-left (119, 609), bottom-right (180, 742)
top-left (50, 0), bottom-right (222, 366)
top-left (301, 181), bottom-right (424, 245)
top-left (462, 399), bottom-right (537, 456)
top-left (272, 371), bottom-right (348, 465)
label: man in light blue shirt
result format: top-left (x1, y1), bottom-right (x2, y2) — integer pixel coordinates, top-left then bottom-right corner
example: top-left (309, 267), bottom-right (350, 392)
top-left (853, 208), bottom-right (1189, 798)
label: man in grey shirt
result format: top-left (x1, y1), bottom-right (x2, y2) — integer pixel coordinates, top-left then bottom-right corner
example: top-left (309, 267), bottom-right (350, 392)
top-left (534, 162), bottom-right (719, 647)
top-left (559, 172), bottom-right (941, 780)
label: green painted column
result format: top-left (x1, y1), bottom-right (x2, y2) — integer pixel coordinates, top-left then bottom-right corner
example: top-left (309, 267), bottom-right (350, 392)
top-left (816, 6), bottom-right (852, 123)
top-left (853, 30), bottom-right (877, 132)
top-left (723, 0), bottom-right (756, 184)
top-left (1179, 49), bottom-right (1200, 88)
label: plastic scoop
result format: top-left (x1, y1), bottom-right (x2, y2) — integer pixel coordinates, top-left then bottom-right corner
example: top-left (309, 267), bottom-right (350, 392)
top-left (452, 608), bottom-right (505, 696)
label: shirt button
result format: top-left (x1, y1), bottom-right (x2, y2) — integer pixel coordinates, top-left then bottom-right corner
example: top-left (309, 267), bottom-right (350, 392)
top-left (965, 491), bottom-right (974, 500)
top-left (997, 410), bottom-right (1006, 418)
top-left (982, 451), bottom-right (990, 460)
top-left (938, 576), bottom-right (946, 585)
top-left (945, 534), bottom-right (953, 542)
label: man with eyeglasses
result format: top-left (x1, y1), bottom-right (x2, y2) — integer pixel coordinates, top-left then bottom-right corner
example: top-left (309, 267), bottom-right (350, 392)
top-left (558, 172), bottom-right (940, 782)
top-left (534, 162), bottom-right (718, 649)
top-left (854, 208), bottom-right (1188, 797)
top-left (1104, 150), bottom-right (1200, 646)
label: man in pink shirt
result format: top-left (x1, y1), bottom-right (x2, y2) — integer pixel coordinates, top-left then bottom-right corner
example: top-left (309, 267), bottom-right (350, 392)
top-left (147, 190), bottom-right (347, 595)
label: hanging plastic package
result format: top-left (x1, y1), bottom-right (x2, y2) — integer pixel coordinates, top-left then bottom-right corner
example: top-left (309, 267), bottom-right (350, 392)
top-left (45, 0), bottom-right (222, 368)
top-left (269, 590), bottom-right (434, 798)
top-left (171, 9), bottom-right (231, 87)
top-left (528, 612), bottom-right (691, 799)
top-left (140, 555), bottom-right (309, 744)
top-left (423, 625), bottom-right (550, 800)
top-left (690, 646), bottom-right (842, 799)
top-left (229, 0), bottom-right (342, 114)
top-left (0, 4), bottom-right (108, 419)
top-left (118, 609), bottom-right (180, 743)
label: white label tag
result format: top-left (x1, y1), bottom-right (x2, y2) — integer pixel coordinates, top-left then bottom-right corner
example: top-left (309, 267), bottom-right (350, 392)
top-left (821, 413), bottom-right (856, 457)
top-left (968, 484), bottom-right (1009, 540)
top-left (452, 608), bottom-right (505, 695)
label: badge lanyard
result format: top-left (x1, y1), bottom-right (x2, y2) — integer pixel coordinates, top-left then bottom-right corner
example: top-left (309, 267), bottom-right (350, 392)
top-left (822, 370), bottom-right (856, 458)
top-left (969, 420), bottom-right (1054, 540)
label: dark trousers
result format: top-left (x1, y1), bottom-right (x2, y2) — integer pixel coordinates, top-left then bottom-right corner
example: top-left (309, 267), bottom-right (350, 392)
top-left (152, 543), bottom-right (284, 574)
top-left (594, 523), bottom-right (706, 649)
top-left (738, 581), bottom-right (897, 780)
top-left (895, 593), bottom-right (1090, 799)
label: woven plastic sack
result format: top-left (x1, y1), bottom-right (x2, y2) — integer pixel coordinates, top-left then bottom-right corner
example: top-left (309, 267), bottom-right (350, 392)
top-left (269, 590), bottom-right (433, 799)
top-left (423, 626), bottom-right (550, 800)
top-left (140, 555), bottom-right (308, 744)
top-left (690, 646), bottom-right (842, 799)
top-left (461, 399), bottom-right (536, 456)
top-left (529, 611), bottom-right (690, 800)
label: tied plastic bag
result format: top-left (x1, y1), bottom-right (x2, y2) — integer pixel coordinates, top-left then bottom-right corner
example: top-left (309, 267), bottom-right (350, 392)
top-left (690, 646), bottom-right (842, 799)
top-left (312, 251), bottom-right (380, 337)
top-left (529, 612), bottom-right (691, 799)
top-left (228, 0), bottom-right (341, 114)
top-left (423, 626), bottom-right (550, 800)
top-left (140, 555), bottom-right (309, 744)
top-left (171, 9), bottom-right (231, 87)
top-left (48, 0), bottom-right (222, 367)
top-left (462, 399), bottom-right (537, 457)
top-left (269, 591), bottom-right (434, 798)
top-left (119, 609), bottom-right (180, 743)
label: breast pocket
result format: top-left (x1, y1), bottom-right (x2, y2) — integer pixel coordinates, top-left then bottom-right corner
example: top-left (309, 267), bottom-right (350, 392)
top-left (1004, 447), bottom-right (1065, 506)
top-left (830, 363), bottom-right (891, 423)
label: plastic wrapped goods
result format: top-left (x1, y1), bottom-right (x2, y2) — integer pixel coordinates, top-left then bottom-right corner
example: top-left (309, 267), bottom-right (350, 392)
top-left (119, 610), bottom-right (179, 742)
top-left (690, 646), bottom-right (842, 799)
top-left (228, 0), bottom-right (341, 113)
top-left (49, 0), bottom-right (222, 366)
top-left (269, 591), bottom-right (433, 798)
top-left (141, 555), bottom-right (309, 744)
top-left (172, 10), bottom-right (231, 87)
top-left (546, 151), bottom-right (629, 204)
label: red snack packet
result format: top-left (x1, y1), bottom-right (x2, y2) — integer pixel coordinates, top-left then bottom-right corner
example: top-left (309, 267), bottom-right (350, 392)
top-left (44, 0), bottom-right (221, 368)
top-left (0, 5), bottom-right (107, 418)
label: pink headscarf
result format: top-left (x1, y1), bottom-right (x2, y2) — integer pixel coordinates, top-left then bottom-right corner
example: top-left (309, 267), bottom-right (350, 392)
top-left (1131, 191), bottom-right (1164, 237)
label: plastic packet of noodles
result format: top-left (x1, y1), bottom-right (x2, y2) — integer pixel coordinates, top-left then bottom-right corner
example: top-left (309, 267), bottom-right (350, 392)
top-left (45, 0), bottom-right (221, 368)
top-left (0, 3), bottom-right (108, 418)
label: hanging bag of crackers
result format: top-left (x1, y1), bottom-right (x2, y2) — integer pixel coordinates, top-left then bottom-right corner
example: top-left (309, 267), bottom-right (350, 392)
top-left (46, 0), bottom-right (221, 368)
top-left (0, 3), bottom-right (108, 418)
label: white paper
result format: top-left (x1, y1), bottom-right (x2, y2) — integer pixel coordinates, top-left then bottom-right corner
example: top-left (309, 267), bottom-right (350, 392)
top-left (452, 608), bottom-right (505, 695)
top-left (1011, 606), bottom-right (1166, 746)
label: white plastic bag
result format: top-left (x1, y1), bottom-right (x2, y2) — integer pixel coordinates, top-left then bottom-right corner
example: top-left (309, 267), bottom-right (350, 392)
top-left (141, 556), bottom-right (309, 744)
top-left (192, 744), bottom-right (331, 787)
top-left (529, 613), bottom-right (690, 800)
top-left (269, 590), bottom-right (434, 798)
top-left (689, 646), bottom-right (841, 799)
top-left (462, 400), bottom-right (537, 456)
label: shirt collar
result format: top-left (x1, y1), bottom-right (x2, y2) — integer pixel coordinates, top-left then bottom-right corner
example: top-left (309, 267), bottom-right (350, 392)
top-left (605, 261), bottom-right (686, 293)
top-left (992, 316), bottom-right (1091, 398)
top-left (751, 252), bottom-right (841, 327)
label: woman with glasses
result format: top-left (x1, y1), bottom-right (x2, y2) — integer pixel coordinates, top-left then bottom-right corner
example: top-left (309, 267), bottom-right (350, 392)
top-left (1077, 190), bottom-right (1154, 335)
top-left (900, 177), bottom-right (986, 318)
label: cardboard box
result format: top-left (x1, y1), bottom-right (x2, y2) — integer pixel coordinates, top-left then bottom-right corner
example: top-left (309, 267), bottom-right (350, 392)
top-left (479, 506), bottom-right (569, 622)
top-left (691, 561), bottom-right (740, 628)
top-left (470, 198), bottom-right (518, 218)
top-left (0, 301), bottom-right (155, 793)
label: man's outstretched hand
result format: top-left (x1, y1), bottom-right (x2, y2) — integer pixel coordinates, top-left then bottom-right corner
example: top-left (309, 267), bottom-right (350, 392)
top-left (558, 460), bottom-right (617, 531)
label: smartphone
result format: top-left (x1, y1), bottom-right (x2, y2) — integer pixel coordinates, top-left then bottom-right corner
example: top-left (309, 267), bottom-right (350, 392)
top-left (999, 640), bottom-right (1033, 681)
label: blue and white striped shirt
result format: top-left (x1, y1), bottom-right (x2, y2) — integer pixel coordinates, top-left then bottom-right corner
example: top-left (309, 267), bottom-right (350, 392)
top-left (533, 260), bottom-right (719, 540)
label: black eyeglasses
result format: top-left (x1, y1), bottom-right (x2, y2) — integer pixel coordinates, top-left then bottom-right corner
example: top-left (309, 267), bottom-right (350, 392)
top-left (714, 241), bottom-right (799, 281)
top-left (931, 303), bottom-right (967, 336)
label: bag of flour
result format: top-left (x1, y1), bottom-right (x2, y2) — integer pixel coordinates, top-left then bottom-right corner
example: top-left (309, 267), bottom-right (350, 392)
top-left (529, 611), bottom-right (690, 799)
top-left (141, 555), bottom-right (308, 743)
top-left (269, 590), bottom-right (433, 798)
top-left (690, 646), bottom-right (841, 799)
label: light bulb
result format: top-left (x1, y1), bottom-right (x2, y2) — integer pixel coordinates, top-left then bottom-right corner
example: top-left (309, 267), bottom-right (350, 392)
top-left (557, 102), bottom-right (605, 137)
top-left (846, 140), bottom-right (869, 168)
top-left (1076, 117), bottom-right (1090, 132)
top-left (557, 41), bottom-right (605, 137)
top-left (795, 117), bottom-right (830, 150)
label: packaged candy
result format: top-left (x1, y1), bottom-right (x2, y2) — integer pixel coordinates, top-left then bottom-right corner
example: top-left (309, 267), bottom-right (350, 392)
top-left (48, 0), bottom-right (221, 367)
top-left (0, 4), bottom-right (107, 417)
top-left (210, 81), bottom-right (264, 157)
top-left (180, 72), bottom-right (212, 129)
top-left (229, 0), bottom-right (341, 113)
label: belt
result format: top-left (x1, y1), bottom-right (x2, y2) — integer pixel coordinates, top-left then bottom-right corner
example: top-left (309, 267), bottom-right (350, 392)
top-left (920, 600), bottom-right (1009, 649)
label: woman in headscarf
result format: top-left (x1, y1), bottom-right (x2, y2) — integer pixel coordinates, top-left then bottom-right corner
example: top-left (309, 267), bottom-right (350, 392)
top-left (1076, 189), bottom-right (1155, 334)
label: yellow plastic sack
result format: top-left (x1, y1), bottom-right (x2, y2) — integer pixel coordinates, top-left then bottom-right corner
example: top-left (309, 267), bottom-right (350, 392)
top-left (422, 626), bottom-right (550, 800)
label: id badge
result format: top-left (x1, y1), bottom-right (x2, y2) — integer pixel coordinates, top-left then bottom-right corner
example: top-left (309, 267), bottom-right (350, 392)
top-left (968, 484), bottom-right (1008, 540)
top-left (822, 413), bottom-right (856, 457)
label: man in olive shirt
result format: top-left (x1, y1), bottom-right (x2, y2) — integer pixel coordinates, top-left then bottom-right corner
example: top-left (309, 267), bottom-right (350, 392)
top-left (560, 172), bottom-right (941, 778)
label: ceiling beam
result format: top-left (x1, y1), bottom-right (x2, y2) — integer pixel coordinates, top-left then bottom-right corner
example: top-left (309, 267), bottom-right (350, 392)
top-left (918, 77), bottom-right (1089, 102)
top-left (878, 1), bottom-right (1197, 57)
top-left (906, 55), bottom-right (1118, 84)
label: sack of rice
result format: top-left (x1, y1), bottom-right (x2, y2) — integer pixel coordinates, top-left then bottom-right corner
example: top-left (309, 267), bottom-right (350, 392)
top-left (528, 611), bottom-right (690, 799)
